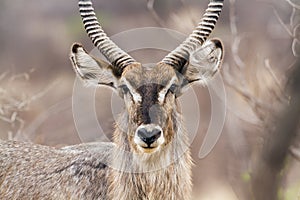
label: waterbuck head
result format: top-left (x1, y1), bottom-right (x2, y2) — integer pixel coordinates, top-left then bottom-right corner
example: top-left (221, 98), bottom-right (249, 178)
top-left (70, 0), bottom-right (224, 155)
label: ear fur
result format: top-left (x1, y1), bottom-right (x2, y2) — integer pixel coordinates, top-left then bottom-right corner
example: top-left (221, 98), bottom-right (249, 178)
top-left (183, 39), bottom-right (224, 85)
top-left (70, 43), bottom-right (118, 88)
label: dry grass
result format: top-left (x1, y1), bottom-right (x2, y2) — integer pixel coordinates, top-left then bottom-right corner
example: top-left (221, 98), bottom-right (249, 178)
top-left (0, 70), bottom-right (51, 140)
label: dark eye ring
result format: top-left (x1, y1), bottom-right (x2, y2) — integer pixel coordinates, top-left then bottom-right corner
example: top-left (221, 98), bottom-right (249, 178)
top-left (119, 85), bottom-right (130, 94)
top-left (169, 84), bottom-right (178, 94)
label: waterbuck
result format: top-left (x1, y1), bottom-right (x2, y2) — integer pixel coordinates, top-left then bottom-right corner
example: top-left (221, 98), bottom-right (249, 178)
top-left (0, 0), bottom-right (224, 199)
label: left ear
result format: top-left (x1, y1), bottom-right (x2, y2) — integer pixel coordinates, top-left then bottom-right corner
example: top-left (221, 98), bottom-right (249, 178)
top-left (182, 39), bottom-right (224, 85)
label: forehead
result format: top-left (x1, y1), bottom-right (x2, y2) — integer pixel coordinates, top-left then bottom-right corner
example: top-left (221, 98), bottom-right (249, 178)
top-left (121, 63), bottom-right (177, 88)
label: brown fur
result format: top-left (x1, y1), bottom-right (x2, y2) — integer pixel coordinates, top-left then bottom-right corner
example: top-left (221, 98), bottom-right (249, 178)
top-left (0, 90), bottom-right (192, 200)
top-left (0, 38), bottom-right (224, 200)
top-left (0, 64), bottom-right (193, 200)
top-left (0, 141), bottom-right (112, 199)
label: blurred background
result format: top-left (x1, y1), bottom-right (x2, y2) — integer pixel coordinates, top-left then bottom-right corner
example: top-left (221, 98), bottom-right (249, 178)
top-left (0, 0), bottom-right (299, 199)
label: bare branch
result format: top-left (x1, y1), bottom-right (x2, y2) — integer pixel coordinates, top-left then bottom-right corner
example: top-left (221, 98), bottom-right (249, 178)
top-left (292, 24), bottom-right (300, 57)
top-left (146, 0), bottom-right (166, 27)
top-left (9, 72), bottom-right (30, 81)
top-left (290, 146), bottom-right (300, 162)
top-left (256, 0), bottom-right (294, 37)
top-left (229, 0), bottom-right (248, 69)
top-left (264, 59), bottom-right (282, 88)
top-left (290, 7), bottom-right (297, 27)
top-left (251, 60), bottom-right (300, 200)
top-left (292, 39), bottom-right (300, 57)
top-left (224, 78), bottom-right (273, 122)
top-left (0, 71), bottom-right (54, 139)
top-left (272, 6), bottom-right (293, 37)
top-left (264, 59), bottom-right (290, 102)
top-left (229, 0), bottom-right (238, 36)
top-left (225, 0), bottom-right (300, 199)
top-left (232, 34), bottom-right (247, 68)
top-left (285, 0), bottom-right (300, 10)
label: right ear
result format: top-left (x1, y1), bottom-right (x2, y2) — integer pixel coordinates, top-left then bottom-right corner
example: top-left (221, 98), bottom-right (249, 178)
top-left (70, 43), bottom-right (118, 88)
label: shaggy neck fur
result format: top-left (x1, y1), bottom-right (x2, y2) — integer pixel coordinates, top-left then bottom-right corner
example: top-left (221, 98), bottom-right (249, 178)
top-left (108, 109), bottom-right (193, 200)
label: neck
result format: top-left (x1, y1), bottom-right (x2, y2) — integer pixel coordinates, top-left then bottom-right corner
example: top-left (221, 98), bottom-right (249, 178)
top-left (108, 111), bottom-right (193, 200)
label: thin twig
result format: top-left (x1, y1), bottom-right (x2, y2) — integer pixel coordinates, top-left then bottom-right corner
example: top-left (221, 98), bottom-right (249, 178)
top-left (146, 0), bottom-right (166, 27)
top-left (285, 0), bottom-right (300, 10)
top-left (224, 75), bottom-right (273, 117)
top-left (232, 34), bottom-right (247, 69)
top-left (264, 59), bottom-right (289, 102)
top-left (292, 39), bottom-right (300, 57)
top-left (9, 72), bottom-right (30, 81)
top-left (0, 71), bottom-right (56, 139)
top-left (229, 0), bottom-right (247, 69)
top-left (289, 146), bottom-right (300, 162)
top-left (229, 0), bottom-right (238, 36)
top-left (292, 24), bottom-right (300, 57)
top-left (290, 7), bottom-right (297, 27)
top-left (272, 6), bottom-right (293, 37)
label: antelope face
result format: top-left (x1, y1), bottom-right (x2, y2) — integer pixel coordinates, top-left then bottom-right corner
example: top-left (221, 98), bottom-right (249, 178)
top-left (70, 39), bottom-right (223, 154)
top-left (71, 0), bottom-right (224, 154)
top-left (119, 64), bottom-right (179, 153)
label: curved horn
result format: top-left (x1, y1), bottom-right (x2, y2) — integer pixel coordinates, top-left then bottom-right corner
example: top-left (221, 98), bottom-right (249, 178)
top-left (78, 0), bottom-right (136, 75)
top-left (162, 0), bottom-right (224, 71)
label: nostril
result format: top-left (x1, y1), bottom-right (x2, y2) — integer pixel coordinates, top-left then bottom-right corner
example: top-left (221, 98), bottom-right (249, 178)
top-left (151, 129), bottom-right (161, 141)
top-left (137, 128), bottom-right (161, 146)
top-left (137, 128), bottom-right (148, 142)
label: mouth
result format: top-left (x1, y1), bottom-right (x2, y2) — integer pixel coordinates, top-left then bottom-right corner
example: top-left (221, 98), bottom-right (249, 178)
top-left (137, 145), bottom-right (159, 154)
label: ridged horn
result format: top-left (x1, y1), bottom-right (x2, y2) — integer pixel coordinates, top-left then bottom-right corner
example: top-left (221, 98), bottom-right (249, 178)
top-left (78, 0), bottom-right (136, 76)
top-left (161, 0), bottom-right (224, 71)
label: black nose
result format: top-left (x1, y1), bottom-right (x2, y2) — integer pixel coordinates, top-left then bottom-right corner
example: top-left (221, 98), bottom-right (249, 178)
top-left (137, 128), bottom-right (161, 146)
